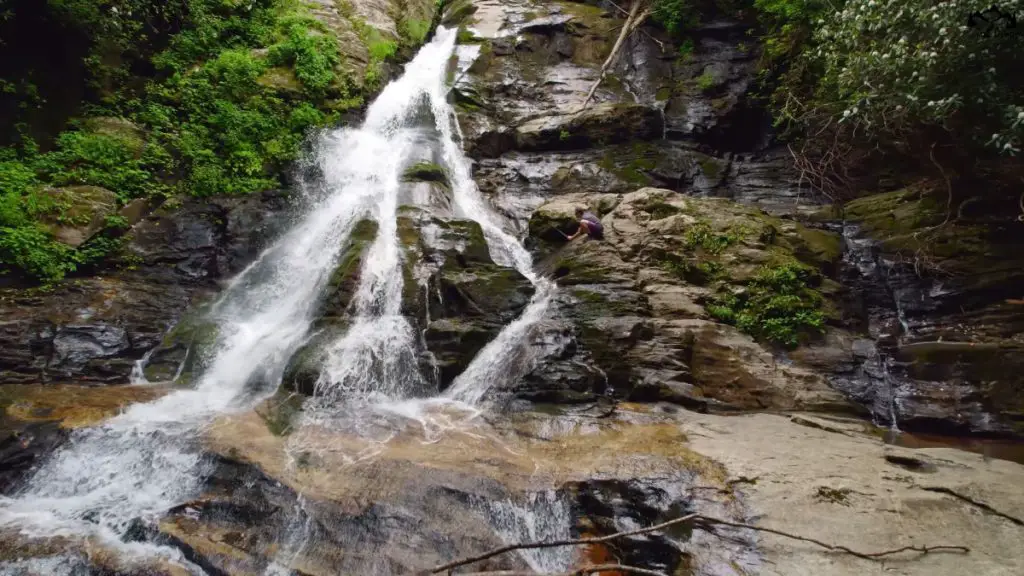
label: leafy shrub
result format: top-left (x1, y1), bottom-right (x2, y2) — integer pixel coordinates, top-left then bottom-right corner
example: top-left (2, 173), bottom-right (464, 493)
top-left (0, 224), bottom-right (79, 282)
top-left (753, 0), bottom-right (828, 61)
top-left (683, 222), bottom-right (738, 255)
top-left (707, 261), bottom-right (825, 347)
top-left (775, 0), bottom-right (1024, 156)
top-left (268, 17), bottom-right (341, 92)
top-left (36, 132), bottom-right (154, 202)
top-left (652, 0), bottom-right (698, 35)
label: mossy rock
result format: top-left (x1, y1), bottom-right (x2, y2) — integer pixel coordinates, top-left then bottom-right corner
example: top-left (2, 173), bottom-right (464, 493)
top-left (142, 313), bottom-right (220, 384)
top-left (402, 161), bottom-right (449, 188)
top-left (38, 186), bottom-right (119, 248)
top-left (423, 318), bottom-right (493, 386)
top-left (784, 226), bottom-right (844, 274)
top-left (440, 219), bottom-right (492, 263)
top-left (255, 388), bottom-right (305, 436)
top-left (843, 188), bottom-right (945, 236)
top-left (82, 117), bottom-right (146, 157)
top-left (843, 187), bottom-right (1018, 277)
top-left (322, 219), bottom-right (379, 317)
top-left (549, 254), bottom-right (622, 286)
top-left (435, 265), bottom-right (532, 321)
top-left (442, 0), bottom-right (479, 26)
top-left (597, 143), bottom-right (662, 187)
top-left (698, 156), bottom-right (726, 181)
top-left (257, 66), bottom-right (304, 95)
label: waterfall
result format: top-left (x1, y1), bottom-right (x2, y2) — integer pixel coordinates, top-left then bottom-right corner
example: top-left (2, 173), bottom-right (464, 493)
top-left (0, 26), bottom-right (488, 553)
top-left (0, 26), bottom-right (564, 569)
top-left (426, 33), bottom-right (558, 406)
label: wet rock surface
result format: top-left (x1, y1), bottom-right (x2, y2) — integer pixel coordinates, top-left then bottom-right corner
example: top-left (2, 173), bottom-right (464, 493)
top-left (0, 191), bottom-right (292, 385)
top-left (682, 411), bottom-right (1024, 576)
top-left (2, 0), bottom-right (1024, 575)
top-left (517, 188), bottom-right (853, 414)
top-left (823, 189), bottom-right (1024, 436)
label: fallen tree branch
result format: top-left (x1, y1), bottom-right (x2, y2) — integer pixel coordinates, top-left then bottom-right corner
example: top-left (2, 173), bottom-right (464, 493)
top-left (576, 1), bottom-right (651, 114)
top-left (460, 566), bottom-right (664, 576)
top-left (429, 514), bottom-right (698, 574)
top-left (920, 486), bottom-right (1024, 527)
top-left (428, 512), bottom-right (968, 574)
top-left (607, 0), bottom-right (665, 51)
top-left (690, 515), bottom-right (969, 560)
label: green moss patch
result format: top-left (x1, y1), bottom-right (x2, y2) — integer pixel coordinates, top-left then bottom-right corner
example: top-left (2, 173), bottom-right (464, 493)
top-left (598, 143), bottom-right (661, 186)
top-left (402, 161), bottom-right (449, 187)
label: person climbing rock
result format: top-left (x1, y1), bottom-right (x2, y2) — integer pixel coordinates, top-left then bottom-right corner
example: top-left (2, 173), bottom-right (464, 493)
top-left (565, 207), bottom-right (604, 241)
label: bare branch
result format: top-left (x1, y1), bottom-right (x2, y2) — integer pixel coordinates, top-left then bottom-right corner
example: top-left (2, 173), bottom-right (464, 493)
top-left (428, 513), bottom-right (699, 574)
top-left (577, 1), bottom-right (651, 114)
top-left (460, 566), bottom-right (666, 576)
top-left (606, 0), bottom-right (665, 51)
top-left (427, 512), bottom-right (969, 574)
top-left (919, 486), bottom-right (1024, 527)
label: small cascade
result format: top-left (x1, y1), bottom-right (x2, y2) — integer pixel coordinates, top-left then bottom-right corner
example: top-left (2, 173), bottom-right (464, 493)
top-left (837, 223), bottom-right (929, 431)
top-left (482, 490), bottom-right (575, 573)
top-left (264, 496), bottom-right (316, 576)
top-left (128, 347), bottom-right (153, 385)
top-left (426, 38), bottom-right (558, 406)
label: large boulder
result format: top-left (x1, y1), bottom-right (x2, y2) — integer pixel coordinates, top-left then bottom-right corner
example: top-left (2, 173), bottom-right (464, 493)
top-left (38, 185), bottom-right (118, 248)
top-left (522, 188), bottom-right (855, 412)
top-left (403, 211), bottom-right (534, 389)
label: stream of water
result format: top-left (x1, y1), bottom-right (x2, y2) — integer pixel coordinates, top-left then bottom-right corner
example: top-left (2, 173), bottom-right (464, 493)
top-left (0, 26), bottom-right (565, 574)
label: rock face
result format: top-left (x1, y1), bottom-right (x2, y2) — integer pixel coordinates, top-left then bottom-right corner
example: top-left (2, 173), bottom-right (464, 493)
top-left (0, 190), bottom-right (292, 385)
top-left (824, 188), bottom-right (1024, 436)
top-left (38, 185), bottom-right (119, 248)
top-left (451, 0), bottom-right (1024, 436)
top-left (280, 209), bottom-right (535, 395)
top-left (520, 188), bottom-right (853, 413)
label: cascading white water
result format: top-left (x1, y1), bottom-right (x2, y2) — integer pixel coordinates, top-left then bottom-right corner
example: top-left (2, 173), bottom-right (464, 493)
top-left (0, 29), bottom-right (470, 559)
top-left (423, 31), bottom-right (558, 407)
top-left (1, 25), bottom-right (570, 574)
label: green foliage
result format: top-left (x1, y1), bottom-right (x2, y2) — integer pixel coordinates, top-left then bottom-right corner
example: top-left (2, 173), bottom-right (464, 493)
top-left (707, 262), bottom-right (825, 348)
top-left (0, 224), bottom-right (79, 282)
top-left (0, 0), bottom-right (394, 281)
top-left (268, 17), bottom-right (341, 92)
top-left (753, 0), bottom-right (827, 62)
top-left (810, 0), bottom-right (1023, 155)
top-left (676, 38), bottom-right (695, 60)
top-left (402, 161), bottom-right (449, 186)
top-left (456, 26), bottom-right (481, 43)
top-left (36, 131), bottom-right (154, 202)
top-left (401, 18), bottom-right (432, 46)
top-left (683, 223), bottom-right (738, 255)
top-left (652, 0), bottom-right (698, 36)
top-left (764, 0), bottom-right (1024, 157)
top-left (350, 17), bottom-right (398, 89)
